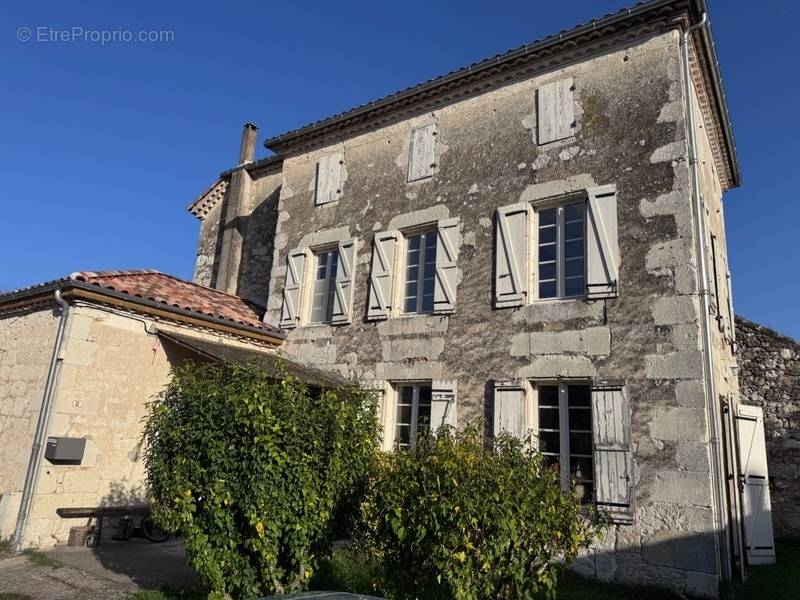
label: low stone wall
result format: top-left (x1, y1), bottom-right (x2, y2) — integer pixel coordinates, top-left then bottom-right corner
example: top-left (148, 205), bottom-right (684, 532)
top-left (735, 316), bottom-right (799, 537)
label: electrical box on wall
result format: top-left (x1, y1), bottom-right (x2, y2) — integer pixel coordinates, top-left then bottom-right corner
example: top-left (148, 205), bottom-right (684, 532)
top-left (45, 437), bottom-right (86, 464)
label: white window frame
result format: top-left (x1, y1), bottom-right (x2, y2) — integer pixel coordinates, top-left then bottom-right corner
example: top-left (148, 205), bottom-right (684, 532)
top-left (532, 380), bottom-right (594, 502)
top-left (308, 246), bottom-right (340, 324)
top-left (390, 381), bottom-right (433, 449)
top-left (391, 223), bottom-right (439, 317)
top-left (533, 197), bottom-right (587, 302)
top-left (400, 226), bottom-right (438, 315)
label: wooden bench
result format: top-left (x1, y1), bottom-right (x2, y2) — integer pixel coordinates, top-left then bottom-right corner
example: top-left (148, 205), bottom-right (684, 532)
top-left (56, 505), bottom-right (150, 547)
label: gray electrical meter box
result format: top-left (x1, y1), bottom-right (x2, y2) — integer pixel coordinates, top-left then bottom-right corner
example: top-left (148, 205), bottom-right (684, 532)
top-left (45, 437), bottom-right (86, 464)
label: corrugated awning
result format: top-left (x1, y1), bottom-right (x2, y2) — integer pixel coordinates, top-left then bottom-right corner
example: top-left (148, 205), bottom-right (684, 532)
top-left (157, 330), bottom-right (347, 388)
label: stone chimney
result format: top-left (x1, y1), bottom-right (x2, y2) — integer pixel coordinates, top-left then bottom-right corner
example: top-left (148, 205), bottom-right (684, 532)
top-left (215, 123), bottom-right (258, 295)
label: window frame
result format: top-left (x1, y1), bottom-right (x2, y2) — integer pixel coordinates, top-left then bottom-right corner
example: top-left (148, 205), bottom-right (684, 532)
top-left (307, 246), bottom-right (340, 325)
top-left (399, 224), bottom-right (438, 316)
top-left (533, 196), bottom-right (587, 302)
top-left (391, 381), bottom-right (433, 449)
top-left (532, 380), bottom-right (594, 502)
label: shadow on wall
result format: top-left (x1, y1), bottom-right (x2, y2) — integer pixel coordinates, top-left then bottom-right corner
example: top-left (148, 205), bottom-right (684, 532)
top-left (235, 186), bottom-right (281, 309)
top-left (90, 481), bottom-right (201, 591)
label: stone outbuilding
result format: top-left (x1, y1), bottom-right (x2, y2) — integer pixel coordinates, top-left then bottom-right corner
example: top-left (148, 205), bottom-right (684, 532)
top-left (0, 270), bottom-right (337, 548)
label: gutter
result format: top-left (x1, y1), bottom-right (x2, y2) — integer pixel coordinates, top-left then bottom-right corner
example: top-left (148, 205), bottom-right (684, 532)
top-left (680, 12), bottom-right (733, 582)
top-left (11, 290), bottom-right (70, 549)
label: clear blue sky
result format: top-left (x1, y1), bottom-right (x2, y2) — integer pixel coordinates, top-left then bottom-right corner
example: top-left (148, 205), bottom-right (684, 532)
top-left (1, 1), bottom-right (797, 338)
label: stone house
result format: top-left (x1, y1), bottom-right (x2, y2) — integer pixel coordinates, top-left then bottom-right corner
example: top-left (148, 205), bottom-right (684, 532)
top-left (0, 270), bottom-right (338, 548)
top-left (735, 316), bottom-right (799, 537)
top-left (187, 0), bottom-right (776, 596)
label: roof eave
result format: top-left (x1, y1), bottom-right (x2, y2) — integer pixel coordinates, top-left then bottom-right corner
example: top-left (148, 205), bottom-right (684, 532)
top-left (0, 281), bottom-right (286, 344)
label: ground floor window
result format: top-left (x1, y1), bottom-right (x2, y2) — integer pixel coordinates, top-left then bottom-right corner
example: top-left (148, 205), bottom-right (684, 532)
top-left (536, 382), bottom-right (594, 502)
top-left (395, 383), bottom-right (432, 448)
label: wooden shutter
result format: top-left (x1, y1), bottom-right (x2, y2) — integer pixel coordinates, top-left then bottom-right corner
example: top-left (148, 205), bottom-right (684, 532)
top-left (433, 217), bottom-right (460, 314)
top-left (537, 77), bottom-right (574, 144)
top-left (735, 404), bottom-right (776, 565)
top-left (431, 380), bottom-right (457, 431)
top-left (364, 380), bottom-right (393, 450)
top-left (495, 203), bottom-right (530, 308)
top-left (331, 238), bottom-right (357, 324)
top-left (586, 185), bottom-right (620, 299)
top-left (407, 124), bottom-right (436, 182)
top-left (591, 382), bottom-right (633, 523)
top-left (280, 248), bottom-right (307, 329)
top-left (315, 153), bottom-right (343, 205)
top-left (367, 231), bottom-right (397, 320)
top-left (493, 381), bottom-right (525, 439)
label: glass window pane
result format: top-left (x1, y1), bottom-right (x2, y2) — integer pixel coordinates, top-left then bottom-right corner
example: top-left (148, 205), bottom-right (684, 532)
top-left (568, 408), bottom-right (592, 432)
top-left (565, 239), bottom-right (584, 258)
top-left (569, 432), bottom-right (592, 456)
top-left (538, 385), bottom-right (560, 406)
top-left (539, 207), bottom-right (557, 226)
top-left (539, 431), bottom-right (561, 454)
top-left (565, 258), bottom-right (584, 278)
top-left (567, 385), bottom-right (591, 407)
top-left (565, 220), bottom-right (583, 241)
top-left (538, 407), bottom-right (560, 430)
top-left (539, 262), bottom-right (557, 281)
top-left (539, 225), bottom-right (556, 244)
top-left (539, 280), bottom-right (557, 299)
top-left (417, 404), bottom-right (431, 430)
top-left (539, 243), bottom-right (556, 263)
top-left (564, 276), bottom-right (585, 297)
top-left (397, 425), bottom-right (410, 446)
top-left (397, 403), bottom-right (412, 425)
top-left (564, 202), bottom-right (584, 222)
top-left (418, 386), bottom-right (432, 405)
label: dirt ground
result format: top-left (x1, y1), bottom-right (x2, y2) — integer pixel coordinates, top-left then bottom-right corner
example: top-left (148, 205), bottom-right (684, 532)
top-left (0, 538), bottom-right (200, 599)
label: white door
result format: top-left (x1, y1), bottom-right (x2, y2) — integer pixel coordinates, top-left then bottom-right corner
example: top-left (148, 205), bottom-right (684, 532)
top-left (735, 404), bottom-right (776, 566)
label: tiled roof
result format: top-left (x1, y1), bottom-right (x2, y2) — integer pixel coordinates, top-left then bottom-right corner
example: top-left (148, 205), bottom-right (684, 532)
top-left (0, 270), bottom-right (282, 338)
top-left (68, 270), bottom-right (279, 334)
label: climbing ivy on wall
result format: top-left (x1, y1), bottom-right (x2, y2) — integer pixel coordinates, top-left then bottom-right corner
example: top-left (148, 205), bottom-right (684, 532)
top-left (142, 361), bottom-right (380, 599)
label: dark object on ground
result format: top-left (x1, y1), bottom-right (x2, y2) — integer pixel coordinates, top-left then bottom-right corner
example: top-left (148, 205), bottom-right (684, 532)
top-left (56, 505), bottom-right (169, 546)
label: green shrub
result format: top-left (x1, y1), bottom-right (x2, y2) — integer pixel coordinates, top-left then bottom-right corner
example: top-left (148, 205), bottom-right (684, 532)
top-left (358, 425), bottom-right (603, 600)
top-left (142, 362), bottom-right (380, 599)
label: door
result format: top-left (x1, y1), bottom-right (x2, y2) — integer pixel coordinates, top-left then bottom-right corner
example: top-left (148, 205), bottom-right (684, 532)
top-left (735, 404), bottom-right (776, 565)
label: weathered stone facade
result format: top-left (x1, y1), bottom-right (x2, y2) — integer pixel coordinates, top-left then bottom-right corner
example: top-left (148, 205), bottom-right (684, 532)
top-left (736, 316), bottom-right (799, 537)
top-left (189, 2), bottom-right (744, 596)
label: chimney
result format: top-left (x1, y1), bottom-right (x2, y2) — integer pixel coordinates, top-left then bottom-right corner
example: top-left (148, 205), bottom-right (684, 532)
top-left (215, 123), bottom-right (258, 295)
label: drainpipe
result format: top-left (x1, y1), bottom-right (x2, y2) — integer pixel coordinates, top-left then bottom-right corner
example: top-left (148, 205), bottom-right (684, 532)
top-left (11, 289), bottom-right (70, 550)
top-left (680, 13), bottom-right (733, 583)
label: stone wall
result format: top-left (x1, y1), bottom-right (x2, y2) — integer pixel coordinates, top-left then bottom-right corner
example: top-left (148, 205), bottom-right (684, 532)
top-left (735, 316), bottom-right (800, 537)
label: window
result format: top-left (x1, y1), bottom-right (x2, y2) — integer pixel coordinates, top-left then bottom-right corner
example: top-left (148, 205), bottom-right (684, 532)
top-left (309, 249), bottom-right (339, 324)
top-left (395, 384), bottom-right (433, 448)
top-left (536, 77), bottom-right (575, 144)
top-left (403, 230), bottom-right (437, 314)
top-left (407, 124), bottom-right (436, 182)
top-left (536, 382), bottom-right (594, 503)
top-left (537, 201), bottom-right (586, 299)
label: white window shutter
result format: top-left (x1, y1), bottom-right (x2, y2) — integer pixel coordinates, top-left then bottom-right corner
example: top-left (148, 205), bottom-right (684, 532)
top-left (331, 238), bottom-right (357, 325)
top-left (735, 404), bottom-right (776, 565)
top-left (433, 217), bottom-right (460, 314)
top-left (407, 124), bottom-right (436, 182)
top-left (493, 381), bottom-right (525, 439)
top-left (367, 230), bottom-right (398, 321)
top-left (431, 380), bottom-right (457, 431)
top-left (586, 185), bottom-right (620, 299)
top-left (537, 77), bottom-right (574, 144)
top-left (363, 380), bottom-right (393, 450)
top-left (495, 203), bottom-right (530, 308)
top-left (280, 248), bottom-right (307, 329)
top-left (591, 382), bottom-right (634, 523)
top-left (315, 153), bottom-right (343, 205)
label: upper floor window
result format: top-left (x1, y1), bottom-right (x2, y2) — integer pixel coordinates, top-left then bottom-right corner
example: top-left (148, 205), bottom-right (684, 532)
top-left (407, 124), bottom-right (437, 182)
top-left (403, 230), bottom-right (437, 314)
top-left (494, 185), bottom-right (619, 308)
top-left (537, 201), bottom-right (585, 300)
top-left (309, 248), bottom-right (339, 324)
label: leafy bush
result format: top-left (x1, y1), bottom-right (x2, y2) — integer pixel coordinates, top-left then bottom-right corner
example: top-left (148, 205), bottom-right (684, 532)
top-left (358, 425), bottom-right (603, 600)
top-left (142, 362), bottom-right (380, 599)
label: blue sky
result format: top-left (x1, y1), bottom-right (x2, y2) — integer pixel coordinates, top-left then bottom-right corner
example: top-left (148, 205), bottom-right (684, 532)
top-left (1, 1), bottom-right (797, 338)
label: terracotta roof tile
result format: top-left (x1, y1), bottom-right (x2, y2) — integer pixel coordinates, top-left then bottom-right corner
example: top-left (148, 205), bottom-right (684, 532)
top-left (65, 270), bottom-right (280, 335)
